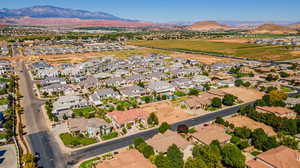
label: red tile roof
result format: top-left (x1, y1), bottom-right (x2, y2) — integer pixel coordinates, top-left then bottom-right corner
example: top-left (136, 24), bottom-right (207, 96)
top-left (107, 109), bottom-right (149, 125)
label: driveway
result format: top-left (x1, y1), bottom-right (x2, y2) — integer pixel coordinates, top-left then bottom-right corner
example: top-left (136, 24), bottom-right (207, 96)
top-left (0, 144), bottom-right (18, 168)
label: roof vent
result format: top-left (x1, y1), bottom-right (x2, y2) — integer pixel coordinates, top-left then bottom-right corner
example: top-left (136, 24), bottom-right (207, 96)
top-left (297, 155), bottom-right (300, 161)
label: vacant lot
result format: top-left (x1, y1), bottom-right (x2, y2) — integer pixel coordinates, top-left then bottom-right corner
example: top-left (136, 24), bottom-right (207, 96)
top-left (220, 87), bottom-right (264, 102)
top-left (130, 39), bottom-right (298, 61)
top-left (226, 115), bottom-right (276, 136)
top-left (170, 52), bottom-right (237, 64)
top-left (140, 100), bottom-right (192, 124)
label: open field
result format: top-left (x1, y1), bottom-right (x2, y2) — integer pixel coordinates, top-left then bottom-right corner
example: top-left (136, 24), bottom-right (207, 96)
top-left (209, 39), bottom-right (250, 44)
top-left (129, 39), bottom-right (299, 61)
top-left (225, 115), bottom-right (276, 136)
top-left (140, 100), bottom-right (192, 124)
top-left (220, 87), bottom-right (264, 102)
top-left (169, 52), bottom-right (237, 64)
top-left (27, 48), bottom-right (172, 65)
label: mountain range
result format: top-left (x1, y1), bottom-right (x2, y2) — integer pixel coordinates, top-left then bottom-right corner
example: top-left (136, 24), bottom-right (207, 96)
top-left (0, 5), bottom-right (124, 20)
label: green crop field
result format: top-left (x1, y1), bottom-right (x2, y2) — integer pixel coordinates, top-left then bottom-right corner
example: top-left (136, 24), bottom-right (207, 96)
top-left (130, 39), bottom-right (300, 61)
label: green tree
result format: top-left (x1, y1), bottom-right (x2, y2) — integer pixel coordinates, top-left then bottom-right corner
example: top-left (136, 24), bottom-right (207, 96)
top-left (235, 79), bottom-right (243, 87)
top-left (280, 136), bottom-right (299, 150)
top-left (184, 157), bottom-right (208, 168)
top-left (188, 88), bottom-right (199, 96)
top-left (133, 137), bottom-right (145, 148)
top-left (147, 112), bottom-right (159, 126)
top-left (155, 153), bottom-right (172, 168)
top-left (234, 127), bottom-right (252, 139)
top-left (293, 104), bottom-right (300, 114)
top-left (141, 144), bottom-right (155, 158)
top-left (211, 97), bottom-right (222, 108)
top-left (223, 94), bottom-right (236, 106)
top-left (167, 144), bottom-right (184, 168)
top-left (222, 144), bottom-right (246, 168)
top-left (159, 122), bottom-right (171, 134)
top-left (192, 145), bottom-right (223, 168)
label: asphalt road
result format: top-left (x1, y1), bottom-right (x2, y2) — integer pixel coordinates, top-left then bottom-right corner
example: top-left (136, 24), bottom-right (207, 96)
top-left (17, 61), bottom-right (66, 168)
top-left (66, 101), bottom-right (255, 167)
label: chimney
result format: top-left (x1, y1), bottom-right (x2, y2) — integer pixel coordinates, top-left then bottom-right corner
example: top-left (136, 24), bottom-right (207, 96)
top-left (297, 155), bottom-right (300, 161)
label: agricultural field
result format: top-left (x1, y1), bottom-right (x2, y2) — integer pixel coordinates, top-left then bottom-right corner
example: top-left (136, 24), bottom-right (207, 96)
top-left (130, 39), bottom-right (300, 61)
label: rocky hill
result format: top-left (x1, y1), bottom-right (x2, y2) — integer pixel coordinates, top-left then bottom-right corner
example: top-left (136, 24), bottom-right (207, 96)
top-left (187, 21), bottom-right (230, 31)
top-left (251, 24), bottom-right (298, 34)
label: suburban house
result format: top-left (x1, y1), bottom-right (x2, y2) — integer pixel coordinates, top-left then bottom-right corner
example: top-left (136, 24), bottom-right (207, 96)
top-left (79, 76), bottom-right (99, 89)
top-left (93, 72), bottom-right (111, 79)
top-left (192, 75), bottom-right (211, 84)
top-left (190, 124), bottom-right (231, 145)
top-left (147, 72), bottom-right (168, 80)
top-left (36, 68), bottom-right (59, 79)
top-left (285, 97), bottom-right (300, 107)
top-left (67, 117), bottom-right (113, 137)
top-left (89, 88), bottom-right (120, 106)
top-left (171, 78), bottom-right (195, 90)
top-left (256, 106), bottom-right (297, 119)
top-left (41, 83), bottom-right (72, 95)
top-left (31, 61), bottom-right (52, 71)
top-left (246, 146), bottom-right (300, 168)
top-left (119, 85), bottom-right (147, 97)
top-left (217, 80), bottom-right (235, 87)
top-left (0, 60), bottom-right (13, 75)
top-left (104, 77), bottom-right (127, 87)
top-left (147, 81), bottom-right (175, 94)
top-left (61, 66), bottom-right (81, 76)
top-left (96, 149), bottom-right (156, 168)
top-left (107, 109), bottom-right (149, 128)
top-left (52, 95), bottom-right (88, 115)
top-left (40, 77), bottom-right (66, 86)
top-left (147, 130), bottom-right (192, 154)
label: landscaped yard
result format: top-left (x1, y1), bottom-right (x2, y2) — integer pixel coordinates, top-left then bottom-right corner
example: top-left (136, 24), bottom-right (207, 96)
top-left (79, 157), bottom-right (101, 168)
top-left (60, 133), bottom-right (97, 147)
top-left (73, 107), bottom-right (96, 117)
top-left (129, 39), bottom-right (300, 61)
top-left (0, 133), bottom-right (7, 139)
top-left (0, 98), bottom-right (9, 105)
top-left (100, 132), bottom-right (118, 141)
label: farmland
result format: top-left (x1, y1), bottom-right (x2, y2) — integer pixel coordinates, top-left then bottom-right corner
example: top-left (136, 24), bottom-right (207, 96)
top-left (129, 39), bottom-right (300, 61)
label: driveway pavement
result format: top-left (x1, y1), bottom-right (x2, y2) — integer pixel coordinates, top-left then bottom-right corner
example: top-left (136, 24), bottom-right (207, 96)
top-left (0, 144), bottom-right (18, 168)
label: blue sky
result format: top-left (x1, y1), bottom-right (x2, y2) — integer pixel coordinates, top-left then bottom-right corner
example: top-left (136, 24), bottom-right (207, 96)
top-left (2, 0), bottom-right (300, 22)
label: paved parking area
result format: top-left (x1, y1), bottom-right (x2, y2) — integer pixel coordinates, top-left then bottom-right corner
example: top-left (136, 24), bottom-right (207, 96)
top-left (0, 144), bottom-right (18, 168)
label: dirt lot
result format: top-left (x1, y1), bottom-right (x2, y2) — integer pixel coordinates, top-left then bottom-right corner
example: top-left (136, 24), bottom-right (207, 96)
top-left (170, 52), bottom-right (238, 65)
top-left (140, 100), bottom-right (192, 124)
top-left (220, 87), bottom-right (264, 102)
top-left (209, 39), bottom-right (250, 44)
top-left (226, 115), bottom-right (276, 136)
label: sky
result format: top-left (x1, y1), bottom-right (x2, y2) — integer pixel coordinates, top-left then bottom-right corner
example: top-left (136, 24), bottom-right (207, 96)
top-left (1, 0), bottom-right (300, 22)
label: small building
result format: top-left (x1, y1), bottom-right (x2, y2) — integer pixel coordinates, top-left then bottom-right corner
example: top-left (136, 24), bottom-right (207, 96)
top-left (52, 95), bottom-right (88, 115)
top-left (147, 130), bottom-right (191, 153)
top-left (256, 106), bottom-right (297, 119)
top-left (147, 81), bottom-right (175, 94)
top-left (246, 146), bottom-right (300, 168)
top-left (67, 117), bottom-right (112, 137)
top-left (190, 124), bottom-right (231, 145)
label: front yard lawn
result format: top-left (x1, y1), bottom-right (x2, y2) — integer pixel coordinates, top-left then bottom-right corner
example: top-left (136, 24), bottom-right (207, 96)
top-left (0, 133), bottom-right (7, 139)
top-left (73, 107), bottom-right (96, 117)
top-left (60, 133), bottom-right (97, 147)
top-left (80, 157), bottom-right (101, 168)
top-left (101, 132), bottom-right (118, 141)
top-left (0, 98), bottom-right (9, 105)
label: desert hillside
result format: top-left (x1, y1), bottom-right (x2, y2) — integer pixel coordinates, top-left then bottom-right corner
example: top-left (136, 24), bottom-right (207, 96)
top-left (187, 21), bottom-right (230, 31)
top-left (251, 24), bottom-right (298, 34)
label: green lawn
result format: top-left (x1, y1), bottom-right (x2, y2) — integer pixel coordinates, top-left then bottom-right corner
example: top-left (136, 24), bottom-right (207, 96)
top-left (281, 87), bottom-right (294, 93)
top-left (101, 132), bottom-right (118, 141)
top-left (0, 133), bottom-right (7, 139)
top-left (0, 98), bottom-right (9, 105)
top-left (80, 157), bottom-right (101, 168)
top-left (130, 39), bottom-right (299, 61)
top-left (60, 133), bottom-right (97, 147)
top-left (73, 107), bottom-right (95, 117)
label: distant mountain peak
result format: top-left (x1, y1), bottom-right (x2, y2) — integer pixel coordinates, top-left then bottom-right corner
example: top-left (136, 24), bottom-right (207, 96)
top-left (0, 5), bottom-right (125, 20)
